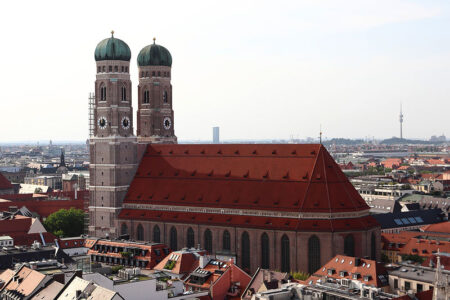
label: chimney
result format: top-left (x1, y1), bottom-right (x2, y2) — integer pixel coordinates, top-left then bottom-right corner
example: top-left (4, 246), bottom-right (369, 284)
top-left (199, 255), bottom-right (208, 268)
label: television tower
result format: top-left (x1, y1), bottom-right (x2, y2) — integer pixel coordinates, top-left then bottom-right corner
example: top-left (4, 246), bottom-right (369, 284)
top-left (399, 103), bottom-right (404, 139)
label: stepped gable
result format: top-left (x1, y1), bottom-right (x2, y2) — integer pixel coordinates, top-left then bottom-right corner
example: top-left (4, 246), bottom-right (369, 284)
top-left (123, 144), bottom-right (369, 214)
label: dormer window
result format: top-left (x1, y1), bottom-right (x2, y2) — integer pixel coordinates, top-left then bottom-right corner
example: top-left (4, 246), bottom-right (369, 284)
top-left (353, 273), bottom-right (360, 279)
top-left (327, 268), bottom-right (335, 275)
top-left (363, 275), bottom-right (371, 282)
top-left (143, 90), bottom-right (150, 104)
top-left (340, 271), bottom-right (347, 277)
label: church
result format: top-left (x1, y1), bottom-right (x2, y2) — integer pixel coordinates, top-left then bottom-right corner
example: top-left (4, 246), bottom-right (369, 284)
top-left (89, 32), bottom-right (381, 274)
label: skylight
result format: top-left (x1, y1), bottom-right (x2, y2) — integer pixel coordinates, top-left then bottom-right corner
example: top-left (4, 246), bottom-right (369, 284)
top-left (414, 216), bottom-right (424, 223)
top-left (394, 219), bottom-right (403, 225)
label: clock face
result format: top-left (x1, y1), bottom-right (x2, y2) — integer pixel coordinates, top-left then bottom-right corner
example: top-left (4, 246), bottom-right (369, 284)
top-left (98, 117), bottom-right (107, 129)
top-left (163, 117), bottom-right (172, 130)
top-left (121, 116), bottom-right (130, 130)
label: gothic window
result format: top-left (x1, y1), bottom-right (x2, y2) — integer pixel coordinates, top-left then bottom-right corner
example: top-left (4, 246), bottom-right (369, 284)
top-left (153, 225), bottom-right (160, 243)
top-left (114, 66), bottom-right (118, 72)
top-left (152, 71), bottom-right (155, 76)
top-left (371, 233), bottom-right (376, 260)
top-left (241, 231), bottom-right (250, 270)
top-left (137, 224), bottom-right (144, 241)
top-left (121, 86), bottom-right (127, 101)
top-left (121, 223), bottom-right (128, 235)
top-left (121, 66), bottom-right (124, 72)
top-left (109, 66), bottom-right (112, 72)
top-left (223, 230), bottom-right (231, 251)
top-left (261, 232), bottom-right (270, 269)
top-left (204, 229), bottom-right (213, 253)
top-left (308, 235), bottom-right (321, 274)
top-left (158, 71), bottom-right (161, 76)
top-left (344, 234), bottom-right (355, 257)
top-left (145, 71), bottom-right (149, 77)
top-left (170, 227), bottom-right (178, 250)
top-left (163, 91), bottom-right (168, 103)
top-left (102, 66), bottom-right (106, 72)
top-left (281, 235), bottom-right (290, 272)
top-left (100, 85), bottom-right (106, 101)
top-left (97, 66), bottom-right (101, 73)
top-left (125, 67), bottom-right (128, 72)
top-left (143, 90), bottom-right (150, 104)
top-left (187, 227), bottom-right (195, 248)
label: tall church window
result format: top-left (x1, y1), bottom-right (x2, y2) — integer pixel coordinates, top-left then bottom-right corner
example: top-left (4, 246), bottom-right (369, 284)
top-left (281, 235), bottom-right (290, 272)
top-left (223, 230), bottom-right (231, 251)
top-left (170, 227), bottom-right (178, 250)
top-left (100, 85), bottom-right (106, 101)
top-left (371, 233), bottom-right (376, 260)
top-left (121, 86), bottom-right (127, 101)
top-left (153, 225), bottom-right (160, 243)
top-left (187, 227), bottom-right (195, 248)
top-left (261, 232), bottom-right (270, 269)
top-left (308, 235), bottom-right (321, 274)
top-left (121, 66), bottom-right (124, 72)
top-left (143, 90), bottom-right (150, 104)
top-left (204, 229), bottom-right (213, 253)
top-left (241, 232), bottom-right (250, 270)
top-left (344, 234), bottom-right (355, 257)
top-left (163, 91), bottom-right (168, 103)
top-left (137, 224), bottom-right (144, 241)
top-left (121, 223), bottom-right (128, 236)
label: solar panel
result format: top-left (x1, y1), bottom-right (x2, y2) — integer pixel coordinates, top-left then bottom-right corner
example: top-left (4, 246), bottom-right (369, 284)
top-left (394, 219), bottom-right (403, 225)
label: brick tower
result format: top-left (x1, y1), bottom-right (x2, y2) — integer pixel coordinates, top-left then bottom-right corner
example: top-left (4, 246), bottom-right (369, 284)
top-left (89, 32), bottom-right (138, 238)
top-left (136, 38), bottom-right (177, 144)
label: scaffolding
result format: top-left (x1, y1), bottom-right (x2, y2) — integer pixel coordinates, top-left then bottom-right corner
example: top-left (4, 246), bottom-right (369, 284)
top-left (88, 92), bottom-right (95, 137)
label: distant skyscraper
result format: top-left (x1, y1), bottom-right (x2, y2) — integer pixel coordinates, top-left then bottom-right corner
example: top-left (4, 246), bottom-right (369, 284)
top-left (213, 127), bottom-right (220, 144)
top-left (399, 103), bottom-right (404, 139)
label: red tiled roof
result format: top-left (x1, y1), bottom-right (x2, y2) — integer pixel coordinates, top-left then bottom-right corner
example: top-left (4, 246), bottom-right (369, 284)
top-left (422, 254), bottom-right (450, 270)
top-left (421, 222), bottom-right (450, 234)
top-left (154, 250), bottom-right (206, 275)
top-left (124, 144), bottom-right (369, 214)
top-left (309, 255), bottom-right (388, 287)
top-left (0, 215), bottom-right (55, 246)
top-left (394, 289), bottom-right (432, 300)
top-left (118, 209), bottom-right (378, 232)
top-left (398, 237), bottom-right (450, 258)
top-left (0, 173), bottom-right (13, 190)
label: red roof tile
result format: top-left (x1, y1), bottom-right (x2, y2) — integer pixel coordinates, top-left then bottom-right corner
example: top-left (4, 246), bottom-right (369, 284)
top-left (421, 222), bottom-right (450, 234)
top-left (123, 144), bottom-right (369, 214)
top-left (0, 173), bottom-right (13, 190)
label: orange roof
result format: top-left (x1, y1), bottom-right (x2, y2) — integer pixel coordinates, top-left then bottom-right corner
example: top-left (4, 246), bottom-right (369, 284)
top-left (124, 144), bottom-right (369, 214)
top-left (398, 237), bottom-right (450, 258)
top-left (425, 159), bottom-right (444, 165)
top-left (421, 222), bottom-right (450, 234)
top-left (154, 249), bottom-right (206, 275)
top-left (4, 266), bottom-right (47, 296)
top-left (309, 255), bottom-right (388, 287)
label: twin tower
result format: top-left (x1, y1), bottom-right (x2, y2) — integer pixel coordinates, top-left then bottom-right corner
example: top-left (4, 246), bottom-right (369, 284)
top-left (89, 32), bottom-right (176, 237)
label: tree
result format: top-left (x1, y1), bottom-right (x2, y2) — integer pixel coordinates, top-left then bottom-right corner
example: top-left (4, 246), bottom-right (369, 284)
top-left (44, 208), bottom-right (84, 238)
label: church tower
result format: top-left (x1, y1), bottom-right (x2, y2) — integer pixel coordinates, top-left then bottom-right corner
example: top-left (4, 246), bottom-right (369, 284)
top-left (136, 38), bottom-right (177, 144)
top-left (89, 32), bottom-right (138, 238)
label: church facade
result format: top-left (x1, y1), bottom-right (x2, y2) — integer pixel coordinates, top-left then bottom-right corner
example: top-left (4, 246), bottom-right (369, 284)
top-left (89, 33), bottom-right (380, 274)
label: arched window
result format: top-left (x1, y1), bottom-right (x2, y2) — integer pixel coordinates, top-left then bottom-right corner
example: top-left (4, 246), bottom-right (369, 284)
top-left (114, 66), bottom-right (118, 72)
top-left (121, 86), bottom-right (127, 101)
top-left (170, 227), bottom-right (178, 250)
top-left (125, 67), bottom-right (128, 72)
top-left (102, 66), bottom-right (106, 72)
top-left (344, 234), bottom-right (355, 257)
top-left (121, 223), bottom-right (128, 235)
top-left (308, 235), bottom-right (321, 274)
top-left (371, 233), bottom-right (376, 260)
top-left (157, 71), bottom-right (161, 76)
top-left (261, 233), bottom-right (270, 269)
top-left (97, 66), bottom-right (101, 73)
top-left (137, 224), bottom-right (144, 241)
top-left (187, 227), bottom-right (195, 248)
top-left (281, 235), bottom-right (290, 272)
top-left (143, 90), bottom-right (150, 104)
top-left (153, 225), bottom-right (160, 243)
top-left (152, 71), bottom-right (155, 76)
top-left (241, 232), bottom-right (250, 270)
top-left (108, 66), bottom-right (112, 72)
top-left (100, 85), bottom-right (106, 101)
top-left (163, 91), bottom-right (168, 103)
top-left (204, 229), bottom-right (213, 253)
top-left (121, 66), bottom-right (124, 72)
top-left (223, 230), bottom-right (231, 251)
top-left (141, 72), bottom-right (144, 78)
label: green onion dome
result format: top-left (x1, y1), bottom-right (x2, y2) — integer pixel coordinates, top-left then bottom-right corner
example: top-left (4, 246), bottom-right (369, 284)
top-left (137, 38), bottom-right (172, 67)
top-left (94, 31), bottom-right (131, 62)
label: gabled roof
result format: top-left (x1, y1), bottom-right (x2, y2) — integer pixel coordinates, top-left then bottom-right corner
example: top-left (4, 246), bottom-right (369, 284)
top-left (154, 249), bottom-right (206, 275)
top-left (308, 255), bottom-right (388, 287)
top-left (0, 173), bottom-right (13, 190)
top-left (124, 144), bottom-right (369, 214)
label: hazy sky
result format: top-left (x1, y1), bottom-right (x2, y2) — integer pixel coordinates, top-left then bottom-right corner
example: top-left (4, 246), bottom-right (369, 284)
top-left (1, 0), bottom-right (449, 142)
